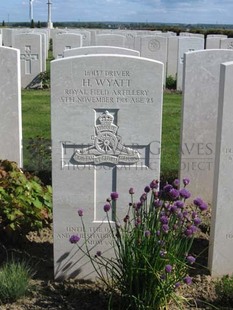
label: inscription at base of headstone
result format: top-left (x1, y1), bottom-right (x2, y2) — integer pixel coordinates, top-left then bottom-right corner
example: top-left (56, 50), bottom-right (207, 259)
top-left (52, 55), bottom-right (163, 280)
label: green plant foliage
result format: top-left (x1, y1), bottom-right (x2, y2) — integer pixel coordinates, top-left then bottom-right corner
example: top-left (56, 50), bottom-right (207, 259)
top-left (0, 260), bottom-right (33, 303)
top-left (26, 136), bottom-right (51, 172)
top-left (215, 275), bottom-right (233, 305)
top-left (166, 75), bottom-right (177, 90)
top-left (0, 160), bottom-right (52, 240)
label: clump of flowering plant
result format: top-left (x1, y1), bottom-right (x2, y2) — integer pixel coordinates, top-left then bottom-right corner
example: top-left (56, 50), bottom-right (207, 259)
top-left (71, 178), bottom-right (208, 309)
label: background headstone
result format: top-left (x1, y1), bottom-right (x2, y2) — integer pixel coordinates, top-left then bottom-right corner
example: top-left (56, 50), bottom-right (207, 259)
top-left (64, 46), bottom-right (140, 57)
top-left (206, 35), bottom-right (227, 49)
top-left (208, 61), bottom-right (233, 277)
top-left (53, 33), bottom-right (83, 58)
top-left (220, 38), bottom-right (233, 50)
top-left (139, 36), bottom-right (167, 83)
top-left (0, 46), bottom-right (22, 166)
top-left (167, 36), bottom-right (178, 79)
top-left (179, 49), bottom-right (233, 204)
top-left (52, 54), bottom-right (163, 280)
top-left (13, 33), bottom-right (42, 88)
top-left (95, 34), bottom-right (126, 47)
top-left (176, 37), bottom-right (204, 90)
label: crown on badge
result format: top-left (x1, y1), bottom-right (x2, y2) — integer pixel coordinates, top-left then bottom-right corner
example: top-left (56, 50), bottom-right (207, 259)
top-left (98, 111), bottom-right (114, 124)
top-left (96, 111), bottom-right (118, 134)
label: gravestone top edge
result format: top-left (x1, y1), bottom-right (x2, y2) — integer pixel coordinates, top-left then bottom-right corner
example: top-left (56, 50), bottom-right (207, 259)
top-left (51, 54), bottom-right (164, 66)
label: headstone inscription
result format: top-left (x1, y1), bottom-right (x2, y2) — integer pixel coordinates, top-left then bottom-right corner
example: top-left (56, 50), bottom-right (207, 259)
top-left (51, 55), bottom-right (163, 280)
top-left (179, 49), bottom-right (233, 204)
top-left (0, 46), bottom-right (22, 166)
top-left (208, 61), bottom-right (233, 277)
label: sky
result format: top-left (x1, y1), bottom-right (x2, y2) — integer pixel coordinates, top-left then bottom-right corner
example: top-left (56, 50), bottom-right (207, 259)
top-left (0, 0), bottom-right (233, 25)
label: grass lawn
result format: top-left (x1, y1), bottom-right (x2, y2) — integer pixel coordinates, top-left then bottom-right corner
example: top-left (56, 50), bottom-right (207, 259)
top-left (21, 89), bottom-right (182, 179)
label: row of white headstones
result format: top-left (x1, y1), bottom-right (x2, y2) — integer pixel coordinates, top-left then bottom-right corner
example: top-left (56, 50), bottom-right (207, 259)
top-left (1, 44), bottom-right (233, 280)
top-left (2, 28), bottom-right (233, 90)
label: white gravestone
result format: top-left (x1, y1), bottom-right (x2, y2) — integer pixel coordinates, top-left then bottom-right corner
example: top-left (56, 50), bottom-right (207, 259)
top-left (167, 36), bottom-right (178, 79)
top-left (53, 33), bottom-right (83, 59)
top-left (206, 35), bottom-right (227, 49)
top-left (0, 47), bottom-right (22, 166)
top-left (176, 37), bottom-right (204, 91)
top-left (179, 50), bottom-right (233, 204)
top-left (139, 36), bottom-right (167, 84)
top-left (95, 34), bottom-right (126, 47)
top-left (208, 61), bottom-right (233, 277)
top-left (13, 33), bottom-right (42, 89)
top-left (52, 55), bottom-right (163, 280)
top-left (220, 38), bottom-right (233, 50)
top-left (64, 46), bottom-right (140, 57)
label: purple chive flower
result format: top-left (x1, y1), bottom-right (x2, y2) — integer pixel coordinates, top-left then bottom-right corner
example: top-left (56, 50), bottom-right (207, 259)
top-left (103, 204), bottom-right (111, 212)
top-left (156, 230), bottom-right (161, 237)
top-left (154, 199), bottom-right (162, 209)
top-left (150, 179), bottom-right (159, 189)
top-left (179, 188), bottom-right (191, 199)
top-left (184, 228), bottom-right (193, 237)
top-left (165, 264), bottom-right (172, 273)
top-left (160, 215), bottom-right (169, 224)
top-left (193, 197), bottom-right (203, 207)
top-left (69, 234), bottom-right (80, 244)
top-left (199, 202), bottom-right (208, 211)
top-left (192, 211), bottom-right (197, 219)
top-left (162, 224), bottom-right (169, 233)
top-left (129, 187), bottom-right (134, 195)
top-left (177, 212), bottom-right (184, 219)
top-left (123, 215), bottom-right (130, 223)
top-left (136, 202), bottom-right (142, 210)
top-left (170, 205), bottom-right (178, 213)
top-left (190, 225), bottom-right (198, 234)
top-left (77, 209), bottom-right (84, 217)
top-left (111, 192), bottom-right (119, 201)
top-left (173, 179), bottom-right (180, 188)
top-left (183, 178), bottom-right (190, 186)
top-left (184, 276), bottom-right (192, 285)
top-left (160, 274), bottom-right (166, 281)
top-left (145, 230), bottom-right (151, 237)
top-left (163, 184), bottom-right (173, 192)
top-left (175, 200), bottom-right (184, 208)
top-left (193, 217), bottom-right (202, 226)
top-left (140, 193), bottom-right (147, 202)
top-left (144, 186), bottom-right (150, 193)
top-left (169, 188), bottom-right (180, 200)
top-left (186, 255), bottom-right (196, 264)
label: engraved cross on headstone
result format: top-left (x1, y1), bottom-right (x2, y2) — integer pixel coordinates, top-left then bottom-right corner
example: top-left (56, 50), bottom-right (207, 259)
top-left (20, 45), bottom-right (39, 74)
top-left (61, 110), bottom-right (152, 222)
